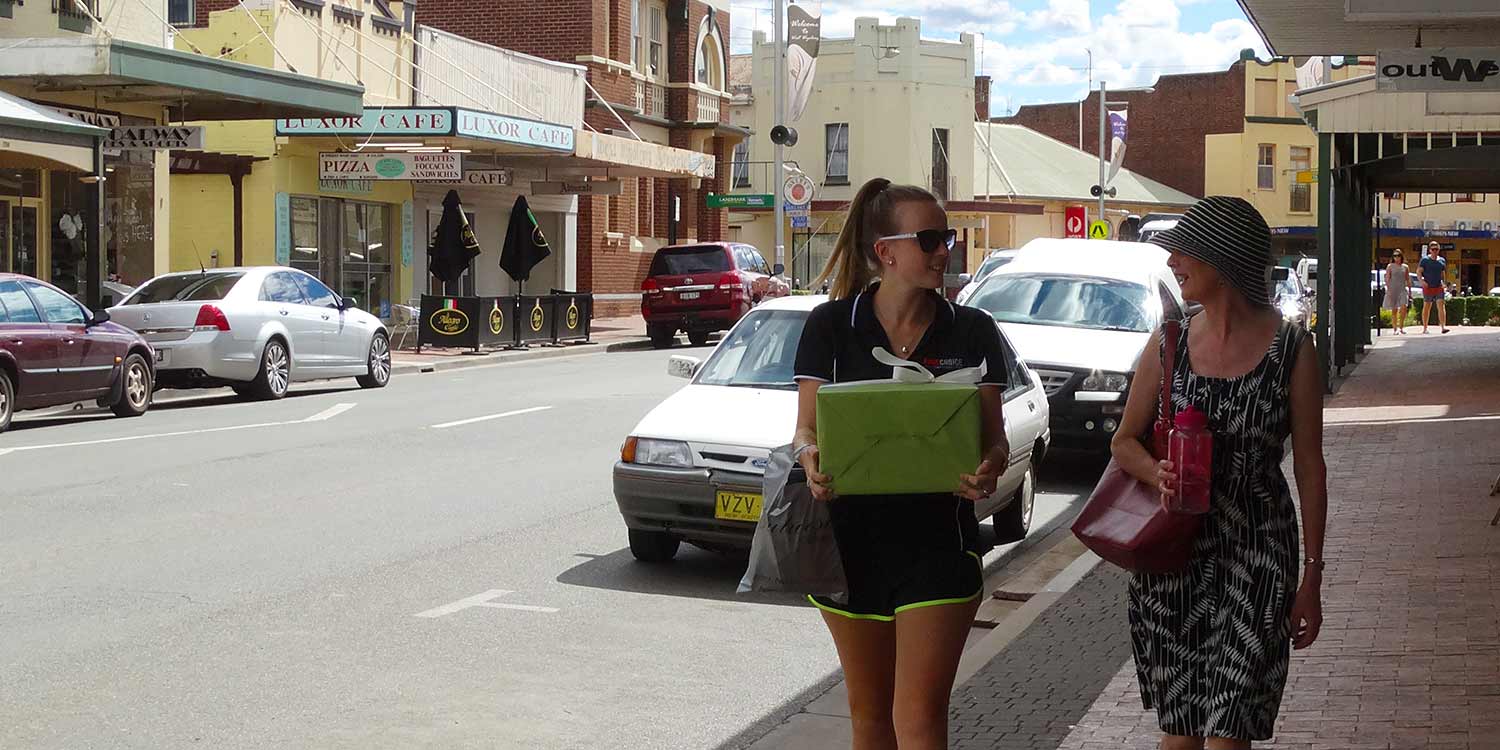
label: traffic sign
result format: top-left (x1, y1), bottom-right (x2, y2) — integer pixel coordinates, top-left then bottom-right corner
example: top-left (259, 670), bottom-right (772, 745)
top-left (1088, 220), bottom-right (1110, 240)
top-left (791, 214), bottom-right (810, 229)
top-left (785, 174), bottom-right (815, 207)
top-left (706, 193), bottom-right (773, 208)
top-left (1065, 206), bottom-right (1086, 238)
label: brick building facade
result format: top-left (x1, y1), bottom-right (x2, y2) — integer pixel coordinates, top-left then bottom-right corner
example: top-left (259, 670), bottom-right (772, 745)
top-left (418, 0), bottom-right (738, 317)
top-left (995, 62), bottom-right (1246, 200)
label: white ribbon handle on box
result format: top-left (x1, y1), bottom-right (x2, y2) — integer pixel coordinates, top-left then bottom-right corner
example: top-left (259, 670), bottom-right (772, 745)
top-left (871, 347), bottom-right (986, 384)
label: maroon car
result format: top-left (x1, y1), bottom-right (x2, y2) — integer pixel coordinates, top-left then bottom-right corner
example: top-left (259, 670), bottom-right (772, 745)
top-left (0, 274), bottom-right (154, 433)
top-left (640, 242), bottom-right (790, 349)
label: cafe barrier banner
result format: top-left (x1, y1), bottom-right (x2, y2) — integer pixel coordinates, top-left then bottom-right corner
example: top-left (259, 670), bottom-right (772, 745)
top-left (417, 294), bottom-right (593, 350)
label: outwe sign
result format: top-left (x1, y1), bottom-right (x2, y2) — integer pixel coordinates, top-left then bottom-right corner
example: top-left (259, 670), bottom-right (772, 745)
top-left (1377, 47), bottom-right (1500, 92)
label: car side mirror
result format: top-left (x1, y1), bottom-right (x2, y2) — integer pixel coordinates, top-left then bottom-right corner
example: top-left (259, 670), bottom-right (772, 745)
top-left (86, 309), bottom-right (111, 327)
top-left (667, 355), bottom-right (702, 380)
top-left (339, 297), bottom-right (359, 311)
top-left (958, 273), bottom-right (972, 285)
top-left (773, 263), bottom-right (785, 276)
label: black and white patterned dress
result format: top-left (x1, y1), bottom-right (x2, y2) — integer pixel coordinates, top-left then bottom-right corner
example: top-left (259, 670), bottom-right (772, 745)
top-left (1128, 316), bottom-right (1306, 741)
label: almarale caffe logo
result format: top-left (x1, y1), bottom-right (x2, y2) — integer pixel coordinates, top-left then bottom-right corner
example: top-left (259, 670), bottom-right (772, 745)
top-left (431, 309), bottom-right (468, 335)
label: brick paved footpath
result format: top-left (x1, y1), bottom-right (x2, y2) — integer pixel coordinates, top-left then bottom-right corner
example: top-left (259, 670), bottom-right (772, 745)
top-left (951, 327), bottom-right (1500, 750)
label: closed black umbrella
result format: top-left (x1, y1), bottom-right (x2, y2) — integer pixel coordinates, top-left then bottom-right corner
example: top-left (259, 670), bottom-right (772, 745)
top-left (499, 195), bottom-right (551, 293)
top-left (428, 189), bottom-right (481, 285)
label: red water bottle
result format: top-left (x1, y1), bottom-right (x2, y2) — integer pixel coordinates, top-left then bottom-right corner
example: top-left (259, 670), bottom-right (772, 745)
top-left (1166, 406), bottom-right (1212, 514)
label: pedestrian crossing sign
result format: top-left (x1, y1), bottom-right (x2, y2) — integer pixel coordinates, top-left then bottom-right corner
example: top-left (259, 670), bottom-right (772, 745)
top-left (1088, 220), bottom-right (1110, 240)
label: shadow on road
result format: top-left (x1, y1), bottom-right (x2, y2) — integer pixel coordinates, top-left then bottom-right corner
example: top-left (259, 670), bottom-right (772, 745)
top-left (556, 546), bottom-right (811, 608)
top-left (147, 386), bottom-right (357, 413)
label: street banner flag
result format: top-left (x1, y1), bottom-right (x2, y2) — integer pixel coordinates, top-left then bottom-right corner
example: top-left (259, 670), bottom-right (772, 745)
top-left (500, 195), bottom-right (551, 286)
top-left (1106, 110), bottom-right (1129, 185)
top-left (428, 189), bottom-right (481, 283)
top-left (787, 1), bottom-right (821, 123)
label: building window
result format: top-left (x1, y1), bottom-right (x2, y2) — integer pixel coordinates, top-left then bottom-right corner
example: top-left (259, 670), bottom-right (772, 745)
top-left (1257, 144), bottom-right (1275, 190)
top-left (55, 0), bottom-right (96, 32)
top-left (732, 140), bottom-right (751, 188)
top-left (825, 124), bottom-right (849, 185)
top-left (1254, 78), bottom-right (1278, 117)
top-left (168, 0), bottom-right (194, 25)
top-left (630, 0), bottom-right (640, 67)
top-left (1289, 146), bottom-right (1311, 212)
top-left (931, 128), bottom-right (951, 201)
top-left (697, 32), bottom-right (721, 89)
top-left (648, 3), bottom-right (665, 79)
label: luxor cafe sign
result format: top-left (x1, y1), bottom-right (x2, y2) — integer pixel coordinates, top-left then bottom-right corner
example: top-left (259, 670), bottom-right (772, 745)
top-left (319, 152), bottom-right (463, 182)
top-left (1377, 47), bottom-right (1500, 92)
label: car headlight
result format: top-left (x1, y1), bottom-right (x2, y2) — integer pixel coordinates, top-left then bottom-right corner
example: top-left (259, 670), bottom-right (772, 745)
top-left (622, 437), bottom-right (694, 468)
top-left (1080, 371), bottom-right (1130, 392)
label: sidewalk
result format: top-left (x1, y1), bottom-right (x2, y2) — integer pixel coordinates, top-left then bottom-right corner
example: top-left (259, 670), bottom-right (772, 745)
top-left (389, 315), bottom-right (650, 375)
top-left (945, 326), bottom-right (1500, 749)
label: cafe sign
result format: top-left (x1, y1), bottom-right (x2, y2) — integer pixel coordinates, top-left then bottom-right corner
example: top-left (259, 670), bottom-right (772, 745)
top-left (455, 109), bottom-right (574, 152)
top-left (531, 179), bottom-right (623, 196)
top-left (277, 108), bottom-right (454, 136)
top-left (105, 126), bottom-right (205, 150)
top-left (319, 152), bottom-right (463, 181)
top-left (433, 169), bottom-right (515, 187)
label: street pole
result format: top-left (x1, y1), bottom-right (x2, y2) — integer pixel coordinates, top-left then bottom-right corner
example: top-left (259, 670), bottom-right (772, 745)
top-left (772, 0), bottom-right (786, 271)
top-left (1097, 80), bottom-right (1107, 226)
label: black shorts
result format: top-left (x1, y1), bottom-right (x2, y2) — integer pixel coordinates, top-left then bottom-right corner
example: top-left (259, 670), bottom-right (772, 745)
top-left (810, 494), bottom-right (984, 621)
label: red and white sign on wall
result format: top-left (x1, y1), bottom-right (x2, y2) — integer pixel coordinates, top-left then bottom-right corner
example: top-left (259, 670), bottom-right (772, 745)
top-left (1064, 205), bottom-right (1086, 239)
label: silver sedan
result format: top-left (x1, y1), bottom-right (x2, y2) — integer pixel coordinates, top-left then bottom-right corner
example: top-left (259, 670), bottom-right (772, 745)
top-left (108, 267), bottom-right (391, 399)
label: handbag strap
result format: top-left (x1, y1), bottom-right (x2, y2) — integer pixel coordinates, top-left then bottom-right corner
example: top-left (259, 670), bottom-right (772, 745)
top-left (1159, 319), bottom-right (1181, 427)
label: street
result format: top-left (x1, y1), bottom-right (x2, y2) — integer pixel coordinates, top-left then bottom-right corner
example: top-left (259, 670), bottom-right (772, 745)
top-left (0, 347), bottom-right (1095, 750)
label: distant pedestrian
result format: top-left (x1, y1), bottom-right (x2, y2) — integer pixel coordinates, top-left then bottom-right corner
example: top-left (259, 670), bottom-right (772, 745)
top-left (792, 177), bottom-right (1011, 749)
top-left (1419, 241), bottom-right (1450, 334)
top-left (1116, 196), bottom-right (1329, 750)
top-left (1384, 250), bottom-right (1412, 334)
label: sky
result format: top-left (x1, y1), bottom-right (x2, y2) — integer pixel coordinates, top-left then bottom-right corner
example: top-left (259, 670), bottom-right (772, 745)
top-left (727, 0), bottom-right (1271, 114)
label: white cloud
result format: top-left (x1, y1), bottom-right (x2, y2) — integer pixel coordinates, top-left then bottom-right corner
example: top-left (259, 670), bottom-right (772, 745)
top-left (1027, 0), bottom-right (1092, 34)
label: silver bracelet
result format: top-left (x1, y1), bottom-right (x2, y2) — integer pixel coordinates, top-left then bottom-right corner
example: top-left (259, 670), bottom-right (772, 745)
top-left (792, 443), bottom-right (817, 461)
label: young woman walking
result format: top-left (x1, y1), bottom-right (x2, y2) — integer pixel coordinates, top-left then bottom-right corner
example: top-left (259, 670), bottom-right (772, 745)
top-left (1117, 196), bottom-right (1329, 749)
top-left (792, 178), bottom-right (1010, 750)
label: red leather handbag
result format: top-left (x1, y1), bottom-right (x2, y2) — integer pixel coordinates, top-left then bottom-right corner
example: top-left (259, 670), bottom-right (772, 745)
top-left (1071, 320), bottom-right (1201, 575)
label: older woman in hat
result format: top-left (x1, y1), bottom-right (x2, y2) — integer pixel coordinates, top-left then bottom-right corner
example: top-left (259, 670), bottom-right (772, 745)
top-left (1111, 196), bottom-right (1329, 749)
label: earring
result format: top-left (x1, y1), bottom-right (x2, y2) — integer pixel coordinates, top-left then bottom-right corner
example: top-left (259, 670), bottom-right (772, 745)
top-left (887, 260), bottom-right (895, 266)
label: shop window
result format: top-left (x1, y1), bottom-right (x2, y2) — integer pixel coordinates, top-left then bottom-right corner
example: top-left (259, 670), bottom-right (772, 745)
top-left (50, 171), bottom-right (90, 296)
top-left (1289, 146), bottom-right (1312, 213)
top-left (1257, 144), bottom-right (1275, 191)
top-left (342, 201), bottom-right (392, 318)
top-left (106, 150), bottom-right (156, 286)
top-left (168, 0), bottom-right (193, 25)
top-left (290, 196), bottom-right (321, 276)
top-left (826, 123), bottom-right (849, 185)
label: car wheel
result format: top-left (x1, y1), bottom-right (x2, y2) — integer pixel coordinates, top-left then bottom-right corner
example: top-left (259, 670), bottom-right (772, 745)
top-left (247, 338), bottom-right (291, 401)
top-left (110, 353), bottom-right (153, 418)
top-left (993, 466), bottom-right (1036, 544)
top-left (648, 324), bottom-right (675, 350)
top-left (0, 368), bottom-right (13, 434)
top-left (356, 332), bottom-right (392, 389)
top-left (687, 330), bottom-right (712, 347)
top-left (628, 528), bottom-right (680, 563)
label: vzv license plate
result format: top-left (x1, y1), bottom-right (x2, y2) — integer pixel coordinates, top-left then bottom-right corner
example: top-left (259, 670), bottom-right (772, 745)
top-left (679, 291), bottom-right (701, 300)
top-left (714, 491), bottom-right (762, 522)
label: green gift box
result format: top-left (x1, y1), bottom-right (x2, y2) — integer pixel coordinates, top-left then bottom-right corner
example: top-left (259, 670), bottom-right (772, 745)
top-left (816, 380), bottom-right (981, 496)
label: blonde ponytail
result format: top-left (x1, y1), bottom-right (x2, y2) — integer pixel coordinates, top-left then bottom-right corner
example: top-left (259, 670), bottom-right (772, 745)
top-left (815, 178), bottom-right (940, 299)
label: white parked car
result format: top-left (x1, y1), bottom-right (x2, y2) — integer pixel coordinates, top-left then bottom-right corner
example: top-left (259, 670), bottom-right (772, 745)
top-left (612, 294), bottom-right (1051, 562)
top-left (109, 267), bottom-right (391, 399)
top-left (954, 249), bottom-right (1019, 306)
top-left (965, 238), bottom-right (1186, 453)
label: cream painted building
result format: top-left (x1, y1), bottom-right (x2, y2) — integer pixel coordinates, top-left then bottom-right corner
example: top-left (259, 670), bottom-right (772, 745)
top-left (728, 17), bottom-right (981, 284)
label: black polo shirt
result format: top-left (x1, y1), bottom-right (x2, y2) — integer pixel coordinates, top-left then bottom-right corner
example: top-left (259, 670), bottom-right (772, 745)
top-left (794, 284), bottom-right (1009, 388)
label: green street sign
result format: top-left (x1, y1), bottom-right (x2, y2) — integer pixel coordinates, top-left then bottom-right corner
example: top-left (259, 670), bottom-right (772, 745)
top-left (706, 194), bottom-right (774, 209)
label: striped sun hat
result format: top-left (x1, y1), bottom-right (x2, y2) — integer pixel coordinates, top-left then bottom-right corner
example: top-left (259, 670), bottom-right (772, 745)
top-left (1151, 196), bottom-right (1274, 307)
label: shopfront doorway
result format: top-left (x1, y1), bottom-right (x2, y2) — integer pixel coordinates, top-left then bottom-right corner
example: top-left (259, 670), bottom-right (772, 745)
top-left (0, 169), bottom-right (45, 279)
top-left (288, 195), bottom-right (395, 318)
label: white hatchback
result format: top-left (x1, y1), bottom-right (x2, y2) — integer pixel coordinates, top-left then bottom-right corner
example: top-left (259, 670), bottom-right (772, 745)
top-left (109, 267), bottom-right (391, 399)
top-left (612, 294), bottom-right (1052, 563)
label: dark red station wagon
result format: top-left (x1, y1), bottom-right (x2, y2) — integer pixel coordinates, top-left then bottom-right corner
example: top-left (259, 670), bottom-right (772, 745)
top-left (640, 242), bottom-right (790, 349)
top-left (0, 274), bottom-right (155, 433)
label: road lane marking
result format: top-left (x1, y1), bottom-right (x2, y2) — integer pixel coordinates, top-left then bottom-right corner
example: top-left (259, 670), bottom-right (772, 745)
top-left (302, 403), bottom-right (357, 422)
top-left (430, 406), bottom-right (552, 430)
top-left (414, 589), bottom-right (559, 618)
top-left (0, 449), bottom-right (12, 458)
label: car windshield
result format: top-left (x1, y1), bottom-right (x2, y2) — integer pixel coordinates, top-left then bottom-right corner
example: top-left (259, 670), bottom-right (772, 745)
top-left (973, 254), bottom-right (1013, 282)
top-left (1277, 277), bottom-right (1301, 298)
top-left (695, 309), bottom-right (806, 390)
top-left (649, 246), bottom-right (731, 276)
top-left (970, 274), bottom-right (1154, 332)
top-left (125, 272), bottom-right (245, 304)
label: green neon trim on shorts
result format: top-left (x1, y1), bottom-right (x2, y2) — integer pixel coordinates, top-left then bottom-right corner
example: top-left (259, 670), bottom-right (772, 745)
top-left (810, 551), bottom-right (985, 621)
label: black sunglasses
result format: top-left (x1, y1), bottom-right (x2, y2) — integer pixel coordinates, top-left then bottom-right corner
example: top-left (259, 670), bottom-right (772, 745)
top-left (877, 228), bottom-right (958, 254)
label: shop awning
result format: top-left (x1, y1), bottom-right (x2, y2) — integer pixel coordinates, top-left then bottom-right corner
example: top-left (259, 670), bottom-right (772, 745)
top-left (0, 88), bottom-right (107, 171)
top-left (0, 38), bottom-right (363, 120)
top-left (568, 130), bottom-right (715, 179)
top-left (1239, 0), bottom-right (1500, 56)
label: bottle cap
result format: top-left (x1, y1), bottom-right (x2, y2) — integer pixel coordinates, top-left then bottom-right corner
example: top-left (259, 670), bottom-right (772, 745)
top-left (1175, 405), bottom-right (1208, 431)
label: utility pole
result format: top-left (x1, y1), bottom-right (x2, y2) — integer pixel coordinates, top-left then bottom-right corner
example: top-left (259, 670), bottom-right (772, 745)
top-left (773, 0), bottom-right (786, 270)
top-left (1097, 80), bottom-right (1107, 224)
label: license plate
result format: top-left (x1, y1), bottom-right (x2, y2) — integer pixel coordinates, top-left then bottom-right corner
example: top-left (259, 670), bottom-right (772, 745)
top-left (714, 491), bottom-right (762, 522)
top-left (679, 291), bottom-right (701, 300)
top-left (154, 348), bottom-right (169, 366)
